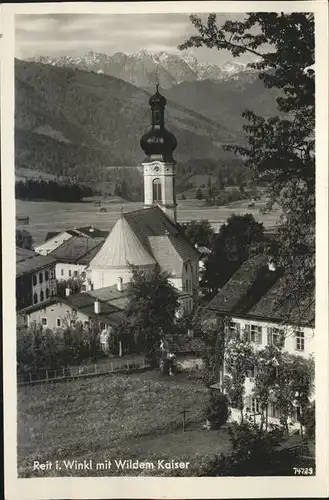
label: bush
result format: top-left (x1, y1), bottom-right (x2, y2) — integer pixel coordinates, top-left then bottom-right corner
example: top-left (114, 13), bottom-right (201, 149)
top-left (205, 391), bottom-right (229, 429)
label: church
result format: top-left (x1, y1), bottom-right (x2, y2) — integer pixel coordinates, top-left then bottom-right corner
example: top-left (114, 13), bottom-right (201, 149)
top-left (88, 85), bottom-right (200, 313)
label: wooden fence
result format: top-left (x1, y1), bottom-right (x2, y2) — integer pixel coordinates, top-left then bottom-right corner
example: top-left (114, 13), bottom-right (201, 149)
top-left (17, 356), bottom-right (149, 386)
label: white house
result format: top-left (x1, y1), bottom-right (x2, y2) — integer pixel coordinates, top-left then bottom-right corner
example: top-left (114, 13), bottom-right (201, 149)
top-left (18, 281), bottom-right (127, 332)
top-left (48, 235), bottom-right (105, 281)
top-left (206, 254), bottom-right (315, 431)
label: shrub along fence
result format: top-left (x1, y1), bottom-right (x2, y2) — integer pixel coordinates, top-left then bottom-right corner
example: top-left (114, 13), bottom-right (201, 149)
top-left (17, 355), bottom-right (149, 386)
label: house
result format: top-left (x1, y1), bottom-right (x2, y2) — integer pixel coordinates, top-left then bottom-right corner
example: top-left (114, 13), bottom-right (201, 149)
top-left (16, 247), bottom-right (57, 311)
top-left (205, 254), bottom-right (315, 430)
top-left (35, 226), bottom-right (108, 256)
top-left (48, 235), bottom-right (105, 281)
top-left (88, 85), bottom-right (199, 313)
top-left (18, 281), bottom-right (128, 332)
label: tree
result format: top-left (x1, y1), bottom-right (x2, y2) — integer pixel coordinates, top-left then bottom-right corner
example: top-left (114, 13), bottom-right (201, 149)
top-left (124, 265), bottom-right (179, 366)
top-left (196, 188), bottom-right (203, 200)
top-left (224, 331), bottom-right (255, 421)
top-left (205, 391), bottom-right (229, 429)
top-left (183, 219), bottom-right (215, 248)
top-left (16, 229), bottom-right (33, 250)
top-left (199, 314), bottom-right (228, 387)
top-left (202, 214), bottom-right (265, 291)
top-left (57, 275), bottom-right (85, 297)
top-left (180, 12), bottom-right (315, 319)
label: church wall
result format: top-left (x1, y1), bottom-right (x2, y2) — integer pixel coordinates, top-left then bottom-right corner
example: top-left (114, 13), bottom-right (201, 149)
top-left (91, 267), bottom-right (132, 290)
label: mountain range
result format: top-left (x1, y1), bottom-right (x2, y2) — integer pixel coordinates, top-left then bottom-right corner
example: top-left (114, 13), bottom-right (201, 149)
top-left (28, 49), bottom-right (250, 89)
top-left (15, 52), bottom-right (282, 193)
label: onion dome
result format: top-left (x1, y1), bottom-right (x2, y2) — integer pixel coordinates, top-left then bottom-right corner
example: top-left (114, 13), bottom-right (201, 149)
top-left (140, 84), bottom-right (177, 161)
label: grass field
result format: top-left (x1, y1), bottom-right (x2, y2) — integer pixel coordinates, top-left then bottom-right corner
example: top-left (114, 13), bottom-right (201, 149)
top-left (16, 198), bottom-right (281, 246)
top-left (17, 371), bottom-right (231, 477)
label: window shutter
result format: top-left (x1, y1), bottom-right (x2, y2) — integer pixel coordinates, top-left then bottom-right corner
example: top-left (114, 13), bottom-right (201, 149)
top-left (267, 328), bottom-right (272, 345)
top-left (258, 326), bottom-right (262, 344)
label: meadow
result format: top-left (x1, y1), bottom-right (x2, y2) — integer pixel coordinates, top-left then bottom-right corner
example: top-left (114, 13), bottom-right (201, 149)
top-left (16, 198), bottom-right (281, 246)
top-left (17, 371), bottom-right (231, 477)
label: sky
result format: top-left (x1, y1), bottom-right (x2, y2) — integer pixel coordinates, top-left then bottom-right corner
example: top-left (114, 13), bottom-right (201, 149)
top-left (15, 12), bottom-right (258, 65)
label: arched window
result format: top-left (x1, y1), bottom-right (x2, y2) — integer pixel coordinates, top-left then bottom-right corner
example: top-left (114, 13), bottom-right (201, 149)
top-left (33, 293), bottom-right (38, 304)
top-left (152, 178), bottom-right (162, 203)
top-left (39, 272), bottom-right (43, 284)
top-left (46, 288), bottom-right (50, 299)
top-left (45, 271), bottom-right (49, 281)
top-left (40, 290), bottom-right (44, 302)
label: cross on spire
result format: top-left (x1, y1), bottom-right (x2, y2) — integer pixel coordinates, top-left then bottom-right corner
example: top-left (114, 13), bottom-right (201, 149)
top-left (155, 65), bottom-right (159, 91)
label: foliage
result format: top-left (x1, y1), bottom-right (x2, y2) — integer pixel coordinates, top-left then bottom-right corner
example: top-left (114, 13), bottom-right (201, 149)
top-left (196, 188), bottom-right (203, 200)
top-left (224, 332), bottom-right (255, 418)
top-left (15, 179), bottom-right (93, 202)
top-left (17, 319), bottom-right (105, 374)
top-left (299, 401), bottom-right (315, 438)
top-left (182, 219), bottom-right (215, 248)
top-left (199, 315), bottom-right (228, 387)
top-left (205, 391), bottom-right (229, 429)
top-left (180, 12), bottom-right (315, 316)
top-left (203, 214), bottom-right (265, 291)
top-left (125, 265), bottom-right (179, 365)
top-left (16, 229), bottom-right (33, 250)
top-left (57, 276), bottom-right (85, 297)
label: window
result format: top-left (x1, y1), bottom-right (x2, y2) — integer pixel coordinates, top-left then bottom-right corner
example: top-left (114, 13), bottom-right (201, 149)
top-left (41, 317), bottom-right (47, 326)
top-left (68, 270), bottom-right (72, 277)
top-left (250, 397), bottom-right (260, 414)
top-left (45, 271), bottom-right (49, 281)
top-left (296, 331), bottom-right (305, 351)
top-left (152, 178), bottom-right (162, 203)
top-left (245, 324), bottom-right (262, 344)
top-left (61, 269), bottom-right (64, 277)
top-left (100, 322), bottom-right (105, 330)
top-left (185, 279), bottom-right (189, 292)
top-left (46, 288), bottom-right (50, 299)
top-left (267, 327), bottom-right (285, 347)
top-left (32, 275), bottom-right (37, 286)
top-left (296, 406), bottom-right (302, 421)
top-left (74, 270), bottom-right (78, 277)
top-left (40, 290), bottom-right (44, 302)
top-left (230, 322), bottom-right (241, 335)
top-left (39, 272), bottom-right (43, 284)
top-left (268, 403), bottom-right (280, 419)
top-left (33, 293), bottom-right (38, 304)
top-left (56, 318), bottom-right (61, 327)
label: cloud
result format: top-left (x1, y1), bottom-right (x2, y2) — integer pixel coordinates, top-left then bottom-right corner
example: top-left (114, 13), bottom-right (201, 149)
top-left (15, 12), bottom-right (253, 64)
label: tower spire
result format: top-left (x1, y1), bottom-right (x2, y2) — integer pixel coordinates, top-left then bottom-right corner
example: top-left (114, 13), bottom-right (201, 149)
top-left (155, 65), bottom-right (159, 90)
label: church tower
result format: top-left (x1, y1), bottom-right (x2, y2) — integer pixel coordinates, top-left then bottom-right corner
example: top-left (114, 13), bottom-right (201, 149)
top-left (140, 84), bottom-right (178, 223)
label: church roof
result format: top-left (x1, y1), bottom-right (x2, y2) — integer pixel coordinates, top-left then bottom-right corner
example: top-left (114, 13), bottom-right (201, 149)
top-left (90, 206), bottom-right (199, 276)
top-left (124, 206), bottom-right (199, 275)
top-left (90, 215), bottom-right (156, 269)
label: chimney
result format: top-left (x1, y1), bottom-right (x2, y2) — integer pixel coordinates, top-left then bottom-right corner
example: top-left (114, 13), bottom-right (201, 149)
top-left (117, 276), bottom-right (123, 292)
top-left (94, 299), bottom-right (101, 314)
top-left (65, 287), bottom-right (72, 297)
